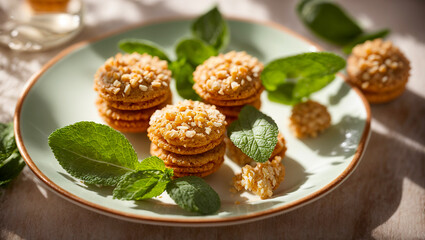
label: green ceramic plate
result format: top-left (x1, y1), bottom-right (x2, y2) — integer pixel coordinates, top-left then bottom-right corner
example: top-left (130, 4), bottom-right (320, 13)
top-left (15, 18), bottom-right (370, 226)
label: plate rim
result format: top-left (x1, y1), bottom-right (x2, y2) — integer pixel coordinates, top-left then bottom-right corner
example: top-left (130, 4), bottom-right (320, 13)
top-left (14, 16), bottom-right (371, 226)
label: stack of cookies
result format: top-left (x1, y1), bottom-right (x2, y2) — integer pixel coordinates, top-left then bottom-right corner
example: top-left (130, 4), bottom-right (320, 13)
top-left (148, 100), bottom-right (226, 178)
top-left (94, 53), bottom-right (172, 132)
top-left (193, 51), bottom-right (264, 124)
top-left (347, 38), bottom-right (410, 103)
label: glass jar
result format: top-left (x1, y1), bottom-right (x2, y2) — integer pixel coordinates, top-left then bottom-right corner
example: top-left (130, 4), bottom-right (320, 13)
top-left (0, 0), bottom-right (84, 51)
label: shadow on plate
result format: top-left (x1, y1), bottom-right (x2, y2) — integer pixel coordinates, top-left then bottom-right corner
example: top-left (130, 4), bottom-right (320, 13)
top-left (301, 115), bottom-right (365, 158)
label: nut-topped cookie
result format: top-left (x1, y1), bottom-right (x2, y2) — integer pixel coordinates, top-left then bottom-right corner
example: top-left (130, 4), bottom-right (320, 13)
top-left (347, 38), bottom-right (410, 103)
top-left (193, 51), bottom-right (264, 123)
top-left (193, 51), bottom-right (264, 101)
top-left (94, 52), bottom-right (172, 132)
top-left (148, 100), bottom-right (226, 153)
top-left (94, 53), bottom-right (171, 102)
top-left (148, 100), bottom-right (226, 177)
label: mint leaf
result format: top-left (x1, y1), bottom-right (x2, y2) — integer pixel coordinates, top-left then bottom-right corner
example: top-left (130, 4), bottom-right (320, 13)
top-left (297, 0), bottom-right (363, 45)
top-left (0, 122), bottom-right (16, 160)
top-left (0, 150), bottom-right (26, 186)
top-left (167, 176), bottom-right (220, 215)
top-left (48, 121), bottom-right (138, 186)
top-left (137, 156), bottom-right (174, 176)
top-left (119, 39), bottom-right (171, 62)
top-left (192, 6), bottom-right (229, 51)
top-left (170, 58), bottom-right (201, 100)
top-left (113, 169), bottom-right (172, 200)
top-left (175, 38), bottom-right (217, 66)
top-left (228, 106), bottom-right (278, 163)
top-left (342, 29), bottom-right (390, 54)
top-left (262, 52), bottom-right (345, 105)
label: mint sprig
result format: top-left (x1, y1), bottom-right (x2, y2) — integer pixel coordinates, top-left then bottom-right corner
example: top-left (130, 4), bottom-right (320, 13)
top-left (0, 122), bottom-right (25, 187)
top-left (228, 106), bottom-right (279, 163)
top-left (192, 6), bottom-right (229, 51)
top-left (262, 52), bottom-right (345, 105)
top-left (167, 176), bottom-right (221, 215)
top-left (119, 39), bottom-right (171, 62)
top-left (48, 122), bottom-right (220, 215)
top-left (297, 0), bottom-right (390, 52)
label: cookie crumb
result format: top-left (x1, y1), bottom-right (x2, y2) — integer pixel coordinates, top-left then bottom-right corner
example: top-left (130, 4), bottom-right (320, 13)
top-left (289, 100), bottom-right (331, 138)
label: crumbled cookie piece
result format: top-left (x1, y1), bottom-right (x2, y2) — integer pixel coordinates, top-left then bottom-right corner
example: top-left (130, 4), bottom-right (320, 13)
top-left (289, 100), bottom-right (331, 138)
top-left (233, 156), bottom-right (285, 199)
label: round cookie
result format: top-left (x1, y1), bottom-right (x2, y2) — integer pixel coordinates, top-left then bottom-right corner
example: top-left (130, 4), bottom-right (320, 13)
top-left (104, 90), bottom-right (171, 110)
top-left (100, 116), bottom-right (150, 133)
top-left (172, 157), bottom-right (224, 178)
top-left (148, 100), bottom-right (226, 150)
top-left (196, 86), bottom-right (264, 106)
top-left (210, 98), bottom-right (262, 117)
top-left (96, 94), bottom-right (171, 121)
top-left (151, 141), bottom-right (226, 167)
top-left (149, 135), bottom-right (224, 155)
top-left (193, 51), bottom-right (264, 101)
top-left (347, 38), bottom-right (410, 101)
top-left (94, 52), bottom-right (171, 103)
top-left (362, 85), bottom-right (406, 103)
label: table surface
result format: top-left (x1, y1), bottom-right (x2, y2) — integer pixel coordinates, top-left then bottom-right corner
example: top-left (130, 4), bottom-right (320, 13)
top-left (1, 0), bottom-right (424, 239)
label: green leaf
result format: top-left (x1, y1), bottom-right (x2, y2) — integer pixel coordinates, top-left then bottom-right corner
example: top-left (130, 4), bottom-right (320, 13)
top-left (175, 38), bottom-right (217, 66)
top-left (119, 39), bottom-right (171, 62)
top-left (167, 176), bottom-right (220, 215)
top-left (170, 58), bottom-right (201, 100)
top-left (297, 0), bottom-right (363, 45)
top-left (342, 29), bottom-right (390, 54)
top-left (0, 122), bottom-right (16, 161)
top-left (192, 6), bottom-right (229, 51)
top-left (113, 169), bottom-right (172, 200)
top-left (0, 150), bottom-right (26, 186)
top-left (262, 52), bottom-right (345, 105)
top-left (227, 106), bottom-right (279, 163)
top-left (48, 121), bottom-right (138, 186)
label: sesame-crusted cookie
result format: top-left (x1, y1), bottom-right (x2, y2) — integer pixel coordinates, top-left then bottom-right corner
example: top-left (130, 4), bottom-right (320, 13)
top-left (225, 132), bottom-right (287, 166)
top-left (151, 141), bottom-right (226, 167)
top-left (198, 86), bottom-right (264, 107)
top-left (347, 39), bottom-right (410, 103)
top-left (289, 100), bottom-right (331, 138)
top-left (94, 53), bottom-right (171, 103)
top-left (96, 94), bottom-right (171, 121)
top-left (148, 100), bottom-right (226, 151)
top-left (193, 51), bottom-right (264, 101)
top-left (104, 90), bottom-right (171, 110)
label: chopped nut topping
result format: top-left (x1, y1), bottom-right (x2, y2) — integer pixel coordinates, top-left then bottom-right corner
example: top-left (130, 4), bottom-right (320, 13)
top-left (348, 38), bottom-right (410, 89)
top-left (233, 156), bottom-right (285, 199)
top-left (96, 53), bottom-right (171, 95)
top-left (289, 100), bottom-right (331, 138)
top-left (193, 51), bottom-right (263, 95)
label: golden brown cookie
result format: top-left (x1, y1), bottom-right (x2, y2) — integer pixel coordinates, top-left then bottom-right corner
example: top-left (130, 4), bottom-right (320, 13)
top-left (173, 157), bottom-right (224, 178)
top-left (362, 85), bottom-right (406, 103)
top-left (194, 85), bottom-right (264, 106)
top-left (347, 38), bottom-right (410, 103)
top-left (225, 132), bottom-right (287, 166)
top-left (94, 53), bottom-right (171, 103)
top-left (289, 100), bottom-right (331, 138)
top-left (100, 116), bottom-right (150, 133)
top-left (151, 141), bottom-right (226, 167)
top-left (193, 51), bottom-right (264, 101)
top-left (96, 94), bottom-right (171, 121)
top-left (148, 100), bottom-right (226, 152)
top-left (211, 98), bottom-right (262, 117)
top-left (104, 90), bottom-right (171, 110)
